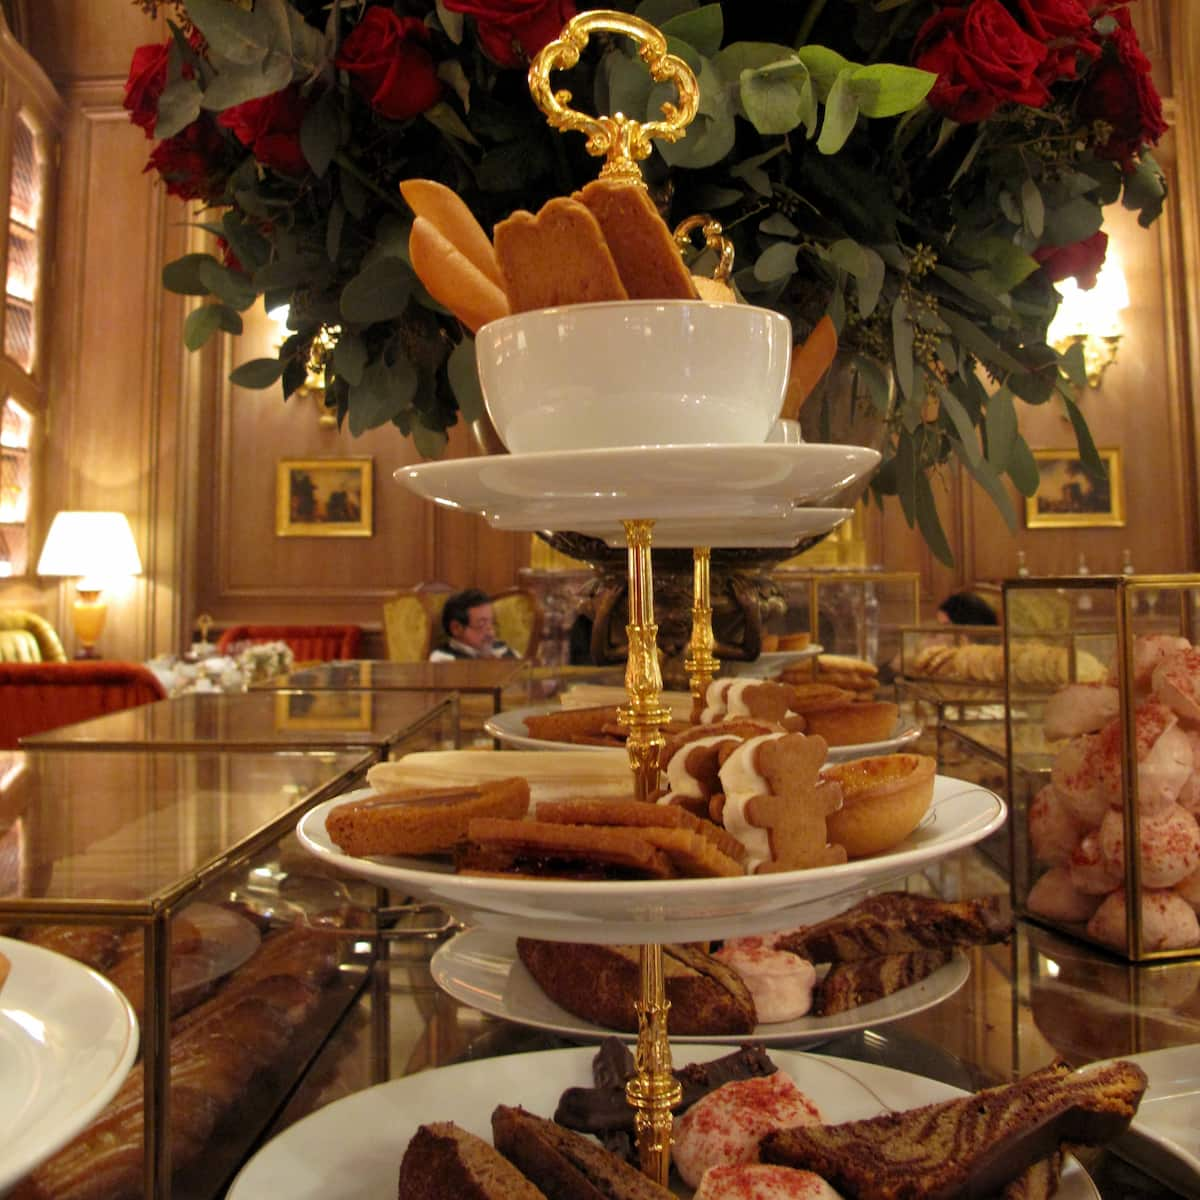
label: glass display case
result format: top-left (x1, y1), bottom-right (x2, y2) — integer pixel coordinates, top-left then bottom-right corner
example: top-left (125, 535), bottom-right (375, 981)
top-left (0, 698), bottom-right (455, 1199)
top-left (1005, 574), bottom-right (1200, 963)
top-left (771, 568), bottom-right (920, 667)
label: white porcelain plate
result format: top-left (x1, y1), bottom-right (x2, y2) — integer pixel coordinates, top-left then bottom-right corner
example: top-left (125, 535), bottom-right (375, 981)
top-left (430, 927), bottom-right (970, 1046)
top-left (483, 704), bottom-right (922, 763)
top-left (487, 507), bottom-right (853, 547)
top-left (0, 936), bottom-right (139, 1191)
top-left (725, 645), bottom-right (824, 676)
top-left (395, 443), bottom-right (881, 527)
top-left (225, 1045), bottom-right (1096, 1200)
top-left (1093, 1046), bottom-right (1200, 1194)
top-left (296, 779), bottom-right (1006, 942)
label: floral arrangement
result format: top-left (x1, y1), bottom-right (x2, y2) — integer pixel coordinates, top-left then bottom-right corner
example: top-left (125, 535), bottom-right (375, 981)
top-left (126, 0), bottom-right (1168, 560)
top-left (237, 639), bottom-right (296, 683)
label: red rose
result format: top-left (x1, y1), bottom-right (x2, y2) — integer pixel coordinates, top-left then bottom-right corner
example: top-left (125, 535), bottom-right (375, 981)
top-left (443, 0), bottom-right (576, 69)
top-left (913, 0), bottom-right (1050, 124)
top-left (145, 116), bottom-right (228, 202)
top-left (336, 8), bottom-right (442, 121)
top-left (1035, 230), bottom-right (1108, 290)
top-left (1016, 0), bottom-right (1100, 84)
top-left (1078, 9), bottom-right (1167, 166)
top-left (124, 41), bottom-right (171, 137)
top-left (218, 85), bottom-right (310, 176)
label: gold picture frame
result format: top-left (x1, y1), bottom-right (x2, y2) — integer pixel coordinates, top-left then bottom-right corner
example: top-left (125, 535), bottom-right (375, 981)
top-left (276, 457), bottom-right (373, 538)
top-left (274, 690), bottom-right (374, 732)
top-left (1025, 447), bottom-right (1125, 529)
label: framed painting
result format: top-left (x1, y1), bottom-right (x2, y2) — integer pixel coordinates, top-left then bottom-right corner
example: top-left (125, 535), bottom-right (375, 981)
top-left (1025, 447), bottom-right (1125, 529)
top-left (274, 690), bottom-right (374, 732)
top-left (276, 458), bottom-right (373, 538)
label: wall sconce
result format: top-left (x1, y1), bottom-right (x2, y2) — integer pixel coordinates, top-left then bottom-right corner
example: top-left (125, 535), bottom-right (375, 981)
top-left (1047, 246), bottom-right (1130, 388)
top-left (36, 511), bottom-right (143, 658)
top-left (267, 303), bottom-right (339, 429)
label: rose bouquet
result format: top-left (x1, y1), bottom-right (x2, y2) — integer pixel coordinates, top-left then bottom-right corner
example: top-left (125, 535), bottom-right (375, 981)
top-left (127, 0), bottom-right (1167, 560)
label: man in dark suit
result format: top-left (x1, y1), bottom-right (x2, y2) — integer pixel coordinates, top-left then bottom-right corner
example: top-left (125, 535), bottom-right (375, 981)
top-left (429, 588), bottom-right (518, 661)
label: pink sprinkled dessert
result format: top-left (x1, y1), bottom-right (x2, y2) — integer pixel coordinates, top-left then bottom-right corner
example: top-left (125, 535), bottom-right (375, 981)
top-left (694, 1163), bottom-right (843, 1199)
top-left (1098, 803), bottom-right (1200, 890)
top-left (1050, 736), bottom-right (1108, 828)
top-left (713, 937), bottom-right (817, 1023)
top-left (673, 1072), bottom-right (822, 1189)
top-left (1029, 785), bottom-right (1084, 867)
top-left (1068, 831), bottom-right (1123, 897)
top-left (1027, 866), bottom-right (1103, 923)
top-left (1093, 701), bottom-right (1190, 812)
top-left (1087, 887), bottom-right (1200, 951)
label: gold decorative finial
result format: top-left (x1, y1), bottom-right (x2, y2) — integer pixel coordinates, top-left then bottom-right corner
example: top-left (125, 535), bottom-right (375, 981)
top-left (674, 214), bottom-right (735, 282)
top-left (528, 10), bottom-right (700, 187)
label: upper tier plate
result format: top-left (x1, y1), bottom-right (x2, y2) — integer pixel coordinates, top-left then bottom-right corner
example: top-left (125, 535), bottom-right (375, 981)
top-left (296, 779), bottom-right (1006, 942)
top-left (395, 443), bottom-right (881, 529)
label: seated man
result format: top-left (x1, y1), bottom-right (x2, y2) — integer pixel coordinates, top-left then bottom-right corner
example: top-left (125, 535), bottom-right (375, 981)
top-left (429, 588), bottom-right (518, 662)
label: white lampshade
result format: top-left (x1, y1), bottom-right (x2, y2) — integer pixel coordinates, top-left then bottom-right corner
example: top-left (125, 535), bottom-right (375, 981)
top-left (37, 511), bottom-right (143, 589)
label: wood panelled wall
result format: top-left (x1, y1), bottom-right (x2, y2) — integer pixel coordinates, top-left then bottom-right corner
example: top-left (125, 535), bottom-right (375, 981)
top-left (2, 0), bottom-right (1197, 658)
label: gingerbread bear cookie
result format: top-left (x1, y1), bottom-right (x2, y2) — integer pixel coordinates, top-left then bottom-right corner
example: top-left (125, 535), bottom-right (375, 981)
top-left (717, 732), bottom-right (846, 873)
top-left (699, 679), bottom-right (806, 731)
top-left (656, 719), bottom-right (780, 817)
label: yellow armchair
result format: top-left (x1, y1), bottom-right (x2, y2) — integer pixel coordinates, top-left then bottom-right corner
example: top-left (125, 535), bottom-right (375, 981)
top-left (0, 610), bottom-right (67, 663)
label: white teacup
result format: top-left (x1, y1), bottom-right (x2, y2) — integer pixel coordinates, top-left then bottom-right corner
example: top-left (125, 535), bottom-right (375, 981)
top-left (475, 300), bottom-right (791, 454)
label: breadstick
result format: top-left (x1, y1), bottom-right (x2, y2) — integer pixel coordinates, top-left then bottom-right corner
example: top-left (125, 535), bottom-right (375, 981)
top-left (575, 179), bottom-right (698, 300)
top-left (409, 216), bottom-right (511, 333)
top-left (782, 314), bottom-right (838, 418)
top-left (399, 178), bottom-right (506, 291)
top-left (494, 197), bottom-right (628, 313)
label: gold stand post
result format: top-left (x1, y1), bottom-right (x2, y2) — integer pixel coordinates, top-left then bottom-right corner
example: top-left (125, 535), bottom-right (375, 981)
top-left (684, 545), bottom-right (719, 722)
top-left (616, 518), bottom-right (680, 1184)
top-left (618, 518), bottom-right (671, 803)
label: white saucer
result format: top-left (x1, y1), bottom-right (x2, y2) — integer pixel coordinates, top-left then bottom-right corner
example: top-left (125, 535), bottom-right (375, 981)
top-left (487, 506), bottom-right (853, 546)
top-left (296, 779), bottom-right (1006, 942)
top-left (430, 927), bottom-right (970, 1046)
top-left (395, 443), bottom-right (881, 527)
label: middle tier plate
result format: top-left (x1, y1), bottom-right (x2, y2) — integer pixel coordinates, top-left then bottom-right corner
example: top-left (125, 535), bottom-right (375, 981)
top-left (297, 779), bottom-right (1005, 943)
top-left (395, 443), bottom-right (881, 533)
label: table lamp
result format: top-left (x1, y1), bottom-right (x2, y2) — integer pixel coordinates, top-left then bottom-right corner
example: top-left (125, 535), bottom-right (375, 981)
top-left (36, 511), bottom-right (143, 658)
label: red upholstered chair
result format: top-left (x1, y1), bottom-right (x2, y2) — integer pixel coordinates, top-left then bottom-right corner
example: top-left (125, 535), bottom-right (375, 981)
top-left (0, 661), bottom-right (168, 749)
top-left (215, 624), bottom-right (362, 663)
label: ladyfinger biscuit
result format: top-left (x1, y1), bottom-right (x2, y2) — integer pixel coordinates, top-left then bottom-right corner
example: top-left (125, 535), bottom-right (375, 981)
top-left (409, 216), bottom-right (511, 333)
top-left (325, 778), bottom-right (530, 857)
top-left (575, 179), bottom-right (698, 300)
top-left (399, 178), bottom-right (506, 290)
top-left (494, 197), bottom-right (629, 313)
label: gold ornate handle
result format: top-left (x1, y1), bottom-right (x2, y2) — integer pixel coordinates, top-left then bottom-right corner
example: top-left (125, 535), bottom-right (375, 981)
top-left (528, 10), bottom-right (700, 186)
top-left (673, 214), bottom-right (734, 282)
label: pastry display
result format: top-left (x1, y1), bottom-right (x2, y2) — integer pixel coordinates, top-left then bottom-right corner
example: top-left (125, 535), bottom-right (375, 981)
top-left (907, 639), bottom-right (1106, 689)
top-left (1027, 632), bottom-right (1200, 951)
top-left (781, 655), bottom-right (879, 698)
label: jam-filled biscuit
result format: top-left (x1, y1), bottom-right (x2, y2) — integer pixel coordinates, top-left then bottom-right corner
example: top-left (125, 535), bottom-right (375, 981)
top-left (325, 778), bottom-right (530, 857)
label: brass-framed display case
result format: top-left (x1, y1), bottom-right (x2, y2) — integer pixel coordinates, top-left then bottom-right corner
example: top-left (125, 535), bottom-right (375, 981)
top-left (1005, 573), bottom-right (1200, 963)
top-left (0, 687), bottom-right (455, 1198)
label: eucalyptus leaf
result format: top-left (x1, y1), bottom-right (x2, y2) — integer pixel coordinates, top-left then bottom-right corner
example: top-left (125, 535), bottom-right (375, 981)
top-left (1008, 434), bottom-right (1041, 496)
top-left (759, 213), bottom-right (799, 238)
top-left (254, 256), bottom-right (325, 291)
top-left (894, 432), bottom-right (917, 527)
top-left (163, 253), bottom-right (219, 296)
top-left (740, 71), bottom-right (806, 136)
top-left (983, 386), bottom-right (1018, 473)
top-left (229, 356), bottom-right (285, 389)
top-left (435, 0), bottom-right (465, 43)
top-left (331, 331), bottom-right (368, 386)
top-left (855, 246), bottom-right (886, 317)
top-left (197, 258), bottom-right (258, 310)
top-left (326, 198), bottom-right (346, 263)
top-left (753, 241), bottom-right (800, 283)
top-left (712, 42), bottom-right (799, 88)
top-left (661, 4), bottom-right (723, 58)
top-left (1059, 339), bottom-right (1088, 389)
top-left (186, 0), bottom-right (276, 67)
top-left (1123, 153), bottom-right (1168, 227)
top-left (1020, 178), bottom-right (1045, 239)
top-left (340, 257), bottom-right (413, 323)
top-left (155, 77), bottom-right (203, 140)
top-left (847, 63), bottom-right (934, 118)
top-left (960, 449), bottom-right (1018, 529)
top-left (938, 307), bottom-right (1027, 375)
top-left (657, 59), bottom-right (736, 168)
top-left (794, 45), bottom-right (852, 101)
top-left (937, 385), bottom-right (981, 466)
top-left (411, 421), bottom-right (449, 459)
top-left (816, 71), bottom-right (859, 155)
top-left (855, 355), bottom-right (892, 415)
top-left (423, 101), bottom-right (480, 147)
top-left (914, 471), bottom-right (954, 567)
top-left (200, 57), bottom-right (291, 110)
top-left (301, 90), bottom-right (342, 177)
top-left (891, 296), bottom-right (915, 401)
top-left (1042, 197), bottom-right (1104, 247)
top-left (448, 337), bottom-right (485, 422)
top-left (931, 263), bottom-right (1012, 317)
top-left (636, 0), bottom-right (700, 25)
top-left (1062, 393), bottom-right (1105, 477)
top-left (184, 302), bottom-right (242, 350)
top-left (220, 214), bottom-right (272, 273)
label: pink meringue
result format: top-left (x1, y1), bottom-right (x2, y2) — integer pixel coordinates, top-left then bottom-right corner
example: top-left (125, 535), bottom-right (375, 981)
top-left (1098, 803), bottom-right (1200, 890)
top-left (713, 938), bottom-right (817, 1023)
top-left (1029, 785), bottom-right (1084, 866)
top-left (1152, 645), bottom-right (1200, 724)
top-left (1176, 867), bottom-right (1200, 911)
top-left (1093, 701), bottom-right (1189, 812)
top-left (694, 1164), bottom-right (844, 1199)
top-left (1109, 634), bottom-right (1190, 690)
top-left (1027, 866), bottom-right (1103, 923)
top-left (673, 1072), bottom-right (822, 1189)
top-left (1050, 736), bottom-right (1108, 828)
top-left (1043, 683), bottom-right (1120, 741)
top-left (1068, 831), bottom-right (1123, 896)
top-left (1086, 887), bottom-right (1200, 951)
